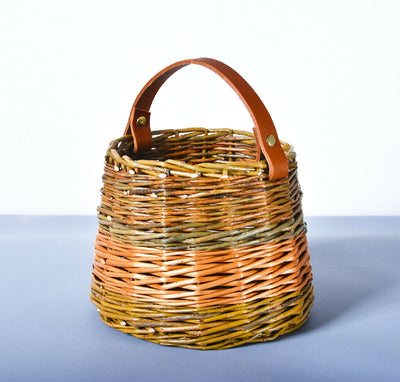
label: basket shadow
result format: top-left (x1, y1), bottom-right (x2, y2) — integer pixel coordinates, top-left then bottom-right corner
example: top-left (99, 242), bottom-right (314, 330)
top-left (298, 235), bottom-right (400, 332)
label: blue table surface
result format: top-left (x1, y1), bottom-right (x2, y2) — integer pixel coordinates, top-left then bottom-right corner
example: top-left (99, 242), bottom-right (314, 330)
top-left (1, 216), bottom-right (399, 382)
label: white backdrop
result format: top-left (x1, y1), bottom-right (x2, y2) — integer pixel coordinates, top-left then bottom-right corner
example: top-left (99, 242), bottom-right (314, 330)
top-left (1, 0), bottom-right (399, 215)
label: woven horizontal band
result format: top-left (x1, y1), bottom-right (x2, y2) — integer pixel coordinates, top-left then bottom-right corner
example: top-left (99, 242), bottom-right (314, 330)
top-left (92, 232), bottom-right (312, 307)
top-left (98, 129), bottom-right (301, 251)
top-left (90, 280), bottom-right (314, 350)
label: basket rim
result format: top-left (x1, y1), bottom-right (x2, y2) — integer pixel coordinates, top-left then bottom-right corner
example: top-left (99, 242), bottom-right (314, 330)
top-left (106, 128), bottom-right (295, 179)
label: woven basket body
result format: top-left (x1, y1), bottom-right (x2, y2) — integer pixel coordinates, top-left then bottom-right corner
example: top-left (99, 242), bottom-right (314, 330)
top-left (90, 59), bottom-right (313, 350)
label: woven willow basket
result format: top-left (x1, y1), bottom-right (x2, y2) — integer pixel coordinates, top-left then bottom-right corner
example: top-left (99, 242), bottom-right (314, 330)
top-left (90, 58), bottom-right (313, 350)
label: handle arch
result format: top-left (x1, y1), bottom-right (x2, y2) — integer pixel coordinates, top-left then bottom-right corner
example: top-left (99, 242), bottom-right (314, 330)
top-left (124, 58), bottom-right (289, 180)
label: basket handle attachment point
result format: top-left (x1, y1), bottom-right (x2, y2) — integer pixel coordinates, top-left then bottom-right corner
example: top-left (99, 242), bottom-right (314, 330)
top-left (124, 58), bottom-right (289, 180)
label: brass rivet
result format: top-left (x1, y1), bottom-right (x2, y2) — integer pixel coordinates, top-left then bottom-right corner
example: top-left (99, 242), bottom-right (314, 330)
top-left (266, 135), bottom-right (276, 146)
top-left (136, 116), bottom-right (147, 127)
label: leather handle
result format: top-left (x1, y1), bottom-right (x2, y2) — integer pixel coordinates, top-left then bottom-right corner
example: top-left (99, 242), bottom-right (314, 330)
top-left (124, 58), bottom-right (289, 180)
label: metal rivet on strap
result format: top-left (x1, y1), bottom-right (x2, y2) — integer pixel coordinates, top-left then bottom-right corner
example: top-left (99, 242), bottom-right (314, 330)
top-left (136, 116), bottom-right (147, 127)
top-left (266, 135), bottom-right (276, 147)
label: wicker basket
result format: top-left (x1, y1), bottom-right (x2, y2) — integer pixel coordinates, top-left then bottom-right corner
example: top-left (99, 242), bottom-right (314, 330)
top-left (90, 58), bottom-right (313, 350)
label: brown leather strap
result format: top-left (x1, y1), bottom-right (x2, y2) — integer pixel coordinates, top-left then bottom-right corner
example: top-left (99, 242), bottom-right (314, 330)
top-left (124, 58), bottom-right (289, 180)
